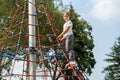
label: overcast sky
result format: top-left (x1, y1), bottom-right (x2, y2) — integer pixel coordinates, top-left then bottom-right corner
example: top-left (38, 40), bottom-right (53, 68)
top-left (63, 0), bottom-right (120, 80)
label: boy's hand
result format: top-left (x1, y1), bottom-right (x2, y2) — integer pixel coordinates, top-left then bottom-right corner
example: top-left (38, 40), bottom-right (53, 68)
top-left (58, 35), bottom-right (62, 39)
top-left (65, 61), bottom-right (77, 69)
top-left (59, 38), bottom-right (64, 41)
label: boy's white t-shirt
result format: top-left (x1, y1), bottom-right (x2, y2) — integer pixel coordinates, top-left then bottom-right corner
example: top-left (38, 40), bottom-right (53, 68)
top-left (63, 20), bottom-right (73, 38)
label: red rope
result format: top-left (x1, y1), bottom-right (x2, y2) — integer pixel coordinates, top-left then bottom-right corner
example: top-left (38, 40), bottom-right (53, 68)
top-left (0, 1), bottom-right (85, 80)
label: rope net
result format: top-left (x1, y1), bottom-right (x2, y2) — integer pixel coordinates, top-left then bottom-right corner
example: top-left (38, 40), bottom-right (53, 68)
top-left (0, 0), bottom-right (87, 80)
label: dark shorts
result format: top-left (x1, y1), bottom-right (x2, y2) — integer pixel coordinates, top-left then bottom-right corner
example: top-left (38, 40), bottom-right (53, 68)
top-left (65, 35), bottom-right (74, 60)
top-left (65, 34), bottom-right (74, 52)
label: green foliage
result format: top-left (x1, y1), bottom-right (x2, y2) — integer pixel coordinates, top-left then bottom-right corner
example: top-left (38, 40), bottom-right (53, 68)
top-left (0, 0), bottom-right (16, 17)
top-left (103, 36), bottom-right (120, 80)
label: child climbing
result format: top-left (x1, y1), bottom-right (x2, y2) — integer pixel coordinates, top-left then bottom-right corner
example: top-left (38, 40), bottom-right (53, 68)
top-left (58, 12), bottom-right (75, 61)
top-left (58, 12), bottom-right (77, 80)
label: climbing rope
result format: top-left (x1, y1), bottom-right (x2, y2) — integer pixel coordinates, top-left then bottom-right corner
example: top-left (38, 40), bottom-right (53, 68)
top-left (0, 0), bottom-right (86, 80)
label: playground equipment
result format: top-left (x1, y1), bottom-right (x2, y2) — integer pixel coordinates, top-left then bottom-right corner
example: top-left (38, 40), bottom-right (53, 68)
top-left (0, 0), bottom-right (88, 80)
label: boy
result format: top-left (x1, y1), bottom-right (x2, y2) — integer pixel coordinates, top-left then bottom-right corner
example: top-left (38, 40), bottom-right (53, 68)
top-left (58, 12), bottom-right (74, 60)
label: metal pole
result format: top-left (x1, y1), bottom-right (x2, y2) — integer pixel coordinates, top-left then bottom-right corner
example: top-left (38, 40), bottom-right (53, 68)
top-left (28, 0), bottom-right (36, 80)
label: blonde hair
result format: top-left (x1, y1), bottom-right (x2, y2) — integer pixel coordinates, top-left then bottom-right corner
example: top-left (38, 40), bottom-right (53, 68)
top-left (63, 12), bottom-right (70, 16)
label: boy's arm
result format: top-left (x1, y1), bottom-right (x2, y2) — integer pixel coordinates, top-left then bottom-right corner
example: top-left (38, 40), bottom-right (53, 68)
top-left (58, 26), bottom-right (70, 38)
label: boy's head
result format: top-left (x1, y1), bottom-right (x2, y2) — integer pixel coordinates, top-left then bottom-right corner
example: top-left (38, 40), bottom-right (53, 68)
top-left (63, 12), bottom-right (70, 21)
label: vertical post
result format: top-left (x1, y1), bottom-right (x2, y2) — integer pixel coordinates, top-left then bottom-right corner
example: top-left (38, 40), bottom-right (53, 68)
top-left (28, 0), bottom-right (36, 80)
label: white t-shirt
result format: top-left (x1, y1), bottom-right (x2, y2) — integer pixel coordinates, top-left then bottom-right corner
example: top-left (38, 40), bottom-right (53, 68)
top-left (63, 20), bottom-right (73, 38)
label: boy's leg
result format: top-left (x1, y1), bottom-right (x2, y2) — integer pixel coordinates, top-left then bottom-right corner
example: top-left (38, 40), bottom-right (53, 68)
top-left (65, 35), bottom-right (74, 60)
top-left (68, 50), bottom-right (75, 60)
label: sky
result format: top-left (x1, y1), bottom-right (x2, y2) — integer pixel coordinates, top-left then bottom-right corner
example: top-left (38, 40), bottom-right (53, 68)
top-left (63, 0), bottom-right (120, 80)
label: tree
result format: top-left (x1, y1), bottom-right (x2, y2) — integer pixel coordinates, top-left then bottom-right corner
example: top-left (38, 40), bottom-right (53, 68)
top-left (0, 0), bottom-right (16, 17)
top-left (103, 36), bottom-right (120, 80)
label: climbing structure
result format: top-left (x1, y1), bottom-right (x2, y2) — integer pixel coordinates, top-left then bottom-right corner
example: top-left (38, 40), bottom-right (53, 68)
top-left (0, 0), bottom-right (86, 80)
